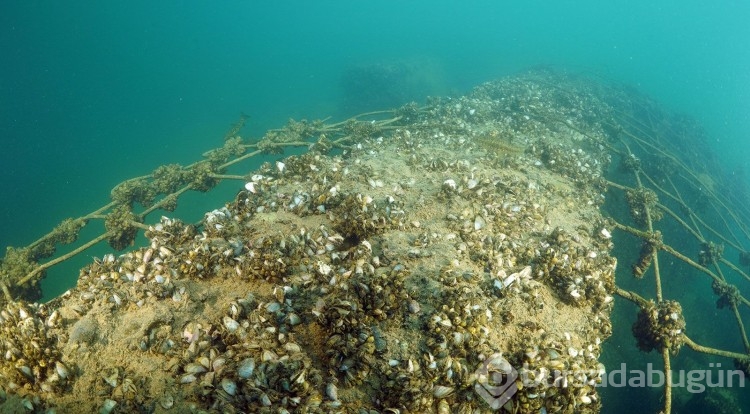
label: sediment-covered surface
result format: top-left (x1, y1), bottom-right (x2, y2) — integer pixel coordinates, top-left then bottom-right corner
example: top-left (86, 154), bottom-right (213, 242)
top-left (0, 73), bottom-right (618, 413)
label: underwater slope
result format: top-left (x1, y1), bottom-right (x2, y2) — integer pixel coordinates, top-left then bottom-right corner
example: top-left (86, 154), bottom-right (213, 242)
top-left (0, 70), bottom-right (746, 413)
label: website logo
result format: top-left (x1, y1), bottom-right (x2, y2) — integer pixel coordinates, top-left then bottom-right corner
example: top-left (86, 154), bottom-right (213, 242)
top-left (474, 353), bottom-right (518, 409)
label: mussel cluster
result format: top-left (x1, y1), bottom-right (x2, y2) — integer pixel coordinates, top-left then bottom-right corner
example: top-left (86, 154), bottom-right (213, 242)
top-left (632, 300), bottom-right (686, 354)
top-left (0, 300), bottom-right (71, 399)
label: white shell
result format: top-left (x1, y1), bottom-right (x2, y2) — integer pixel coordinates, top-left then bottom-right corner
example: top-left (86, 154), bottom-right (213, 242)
top-left (326, 382), bottom-right (339, 401)
top-left (361, 240), bottom-right (372, 252)
top-left (142, 248), bottom-right (153, 264)
top-left (517, 266), bottom-right (532, 280)
top-left (244, 182), bottom-right (256, 193)
top-left (502, 273), bottom-right (518, 288)
top-left (493, 279), bottom-right (504, 290)
top-left (55, 361), bottom-right (70, 379)
top-left (287, 313), bottom-right (301, 326)
top-left (317, 261), bottom-right (332, 276)
top-left (474, 216), bottom-right (486, 231)
top-left (238, 358), bottom-right (255, 379)
top-left (260, 393), bottom-right (272, 406)
top-left (495, 266), bottom-right (532, 290)
top-left (485, 353), bottom-right (513, 374)
top-left (221, 378), bottom-right (237, 396)
top-left (17, 365), bottom-right (33, 379)
top-left (184, 363), bottom-right (207, 375)
top-left (283, 342), bottom-right (302, 354)
top-left (100, 399), bottom-right (118, 414)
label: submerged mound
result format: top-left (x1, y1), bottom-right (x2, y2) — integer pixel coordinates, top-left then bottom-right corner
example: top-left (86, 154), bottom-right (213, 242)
top-left (7, 69), bottom-right (741, 413)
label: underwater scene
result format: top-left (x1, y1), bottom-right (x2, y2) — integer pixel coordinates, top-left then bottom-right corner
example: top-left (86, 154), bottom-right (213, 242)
top-left (1, 2), bottom-right (749, 413)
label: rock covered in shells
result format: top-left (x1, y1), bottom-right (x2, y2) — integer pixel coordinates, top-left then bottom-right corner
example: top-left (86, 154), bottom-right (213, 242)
top-left (0, 71), bottom-right (620, 413)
